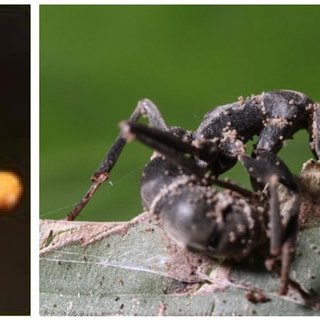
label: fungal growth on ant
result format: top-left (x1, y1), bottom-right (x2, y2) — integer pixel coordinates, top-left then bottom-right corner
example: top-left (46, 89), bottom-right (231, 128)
top-left (66, 90), bottom-right (320, 307)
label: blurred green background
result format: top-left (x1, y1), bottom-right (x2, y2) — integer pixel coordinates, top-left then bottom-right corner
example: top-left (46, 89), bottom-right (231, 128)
top-left (40, 5), bottom-right (320, 221)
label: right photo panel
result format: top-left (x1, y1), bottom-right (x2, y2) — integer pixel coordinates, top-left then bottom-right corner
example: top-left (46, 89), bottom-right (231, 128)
top-left (40, 5), bottom-right (320, 316)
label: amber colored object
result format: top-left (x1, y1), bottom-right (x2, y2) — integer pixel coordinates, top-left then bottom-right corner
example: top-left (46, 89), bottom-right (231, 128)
top-left (0, 171), bottom-right (23, 212)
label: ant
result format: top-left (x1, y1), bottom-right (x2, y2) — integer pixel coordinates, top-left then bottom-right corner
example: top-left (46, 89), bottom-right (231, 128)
top-left (66, 90), bottom-right (320, 306)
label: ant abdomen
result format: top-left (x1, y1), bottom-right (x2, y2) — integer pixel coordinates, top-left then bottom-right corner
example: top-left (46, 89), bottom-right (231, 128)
top-left (143, 163), bottom-right (268, 259)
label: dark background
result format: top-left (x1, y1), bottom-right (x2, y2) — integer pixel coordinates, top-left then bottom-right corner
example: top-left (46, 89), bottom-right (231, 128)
top-left (0, 5), bottom-right (30, 315)
top-left (41, 5), bottom-right (319, 222)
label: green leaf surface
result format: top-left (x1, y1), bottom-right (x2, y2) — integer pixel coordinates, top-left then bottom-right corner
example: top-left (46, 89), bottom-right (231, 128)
top-left (40, 211), bottom-right (320, 316)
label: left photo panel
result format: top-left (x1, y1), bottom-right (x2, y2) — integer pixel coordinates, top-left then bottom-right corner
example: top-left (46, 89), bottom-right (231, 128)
top-left (0, 5), bottom-right (30, 315)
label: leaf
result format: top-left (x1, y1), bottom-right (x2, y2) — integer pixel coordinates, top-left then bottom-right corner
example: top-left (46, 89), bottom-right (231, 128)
top-left (40, 213), bottom-right (216, 316)
top-left (40, 213), bottom-right (320, 316)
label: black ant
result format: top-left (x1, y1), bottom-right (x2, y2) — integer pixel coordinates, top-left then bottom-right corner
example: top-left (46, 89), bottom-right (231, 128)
top-left (66, 90), bottom-right (320, 307)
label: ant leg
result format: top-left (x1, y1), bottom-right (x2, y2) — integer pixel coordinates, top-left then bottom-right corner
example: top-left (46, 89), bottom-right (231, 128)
top-left (250, 115), bottom-right (296, 191)
top-left (121, 122), bottom-right (199, 160)
top-left (93, 99), bottom-right (167, 179)
top-left (277, 193), bottom-right (300, 295)
top-left (310, 102), bottom-right (320, 159)
top-left (268, 175), bottom-right (282, 256)
top-left (240, 152), bottom-right (298, 192)
top-left (210, 178), bottom-right (254, 198)
top-left (66, 99), bottom-right (168, 221)
top-left (121, 121), bottom-right (220, 172)
top-left (240, 152), bottom-right (300, 295)
top-left (121, 122), bottom-right (208, 177)
top-left (267, 175), bottom-right (300, 295)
